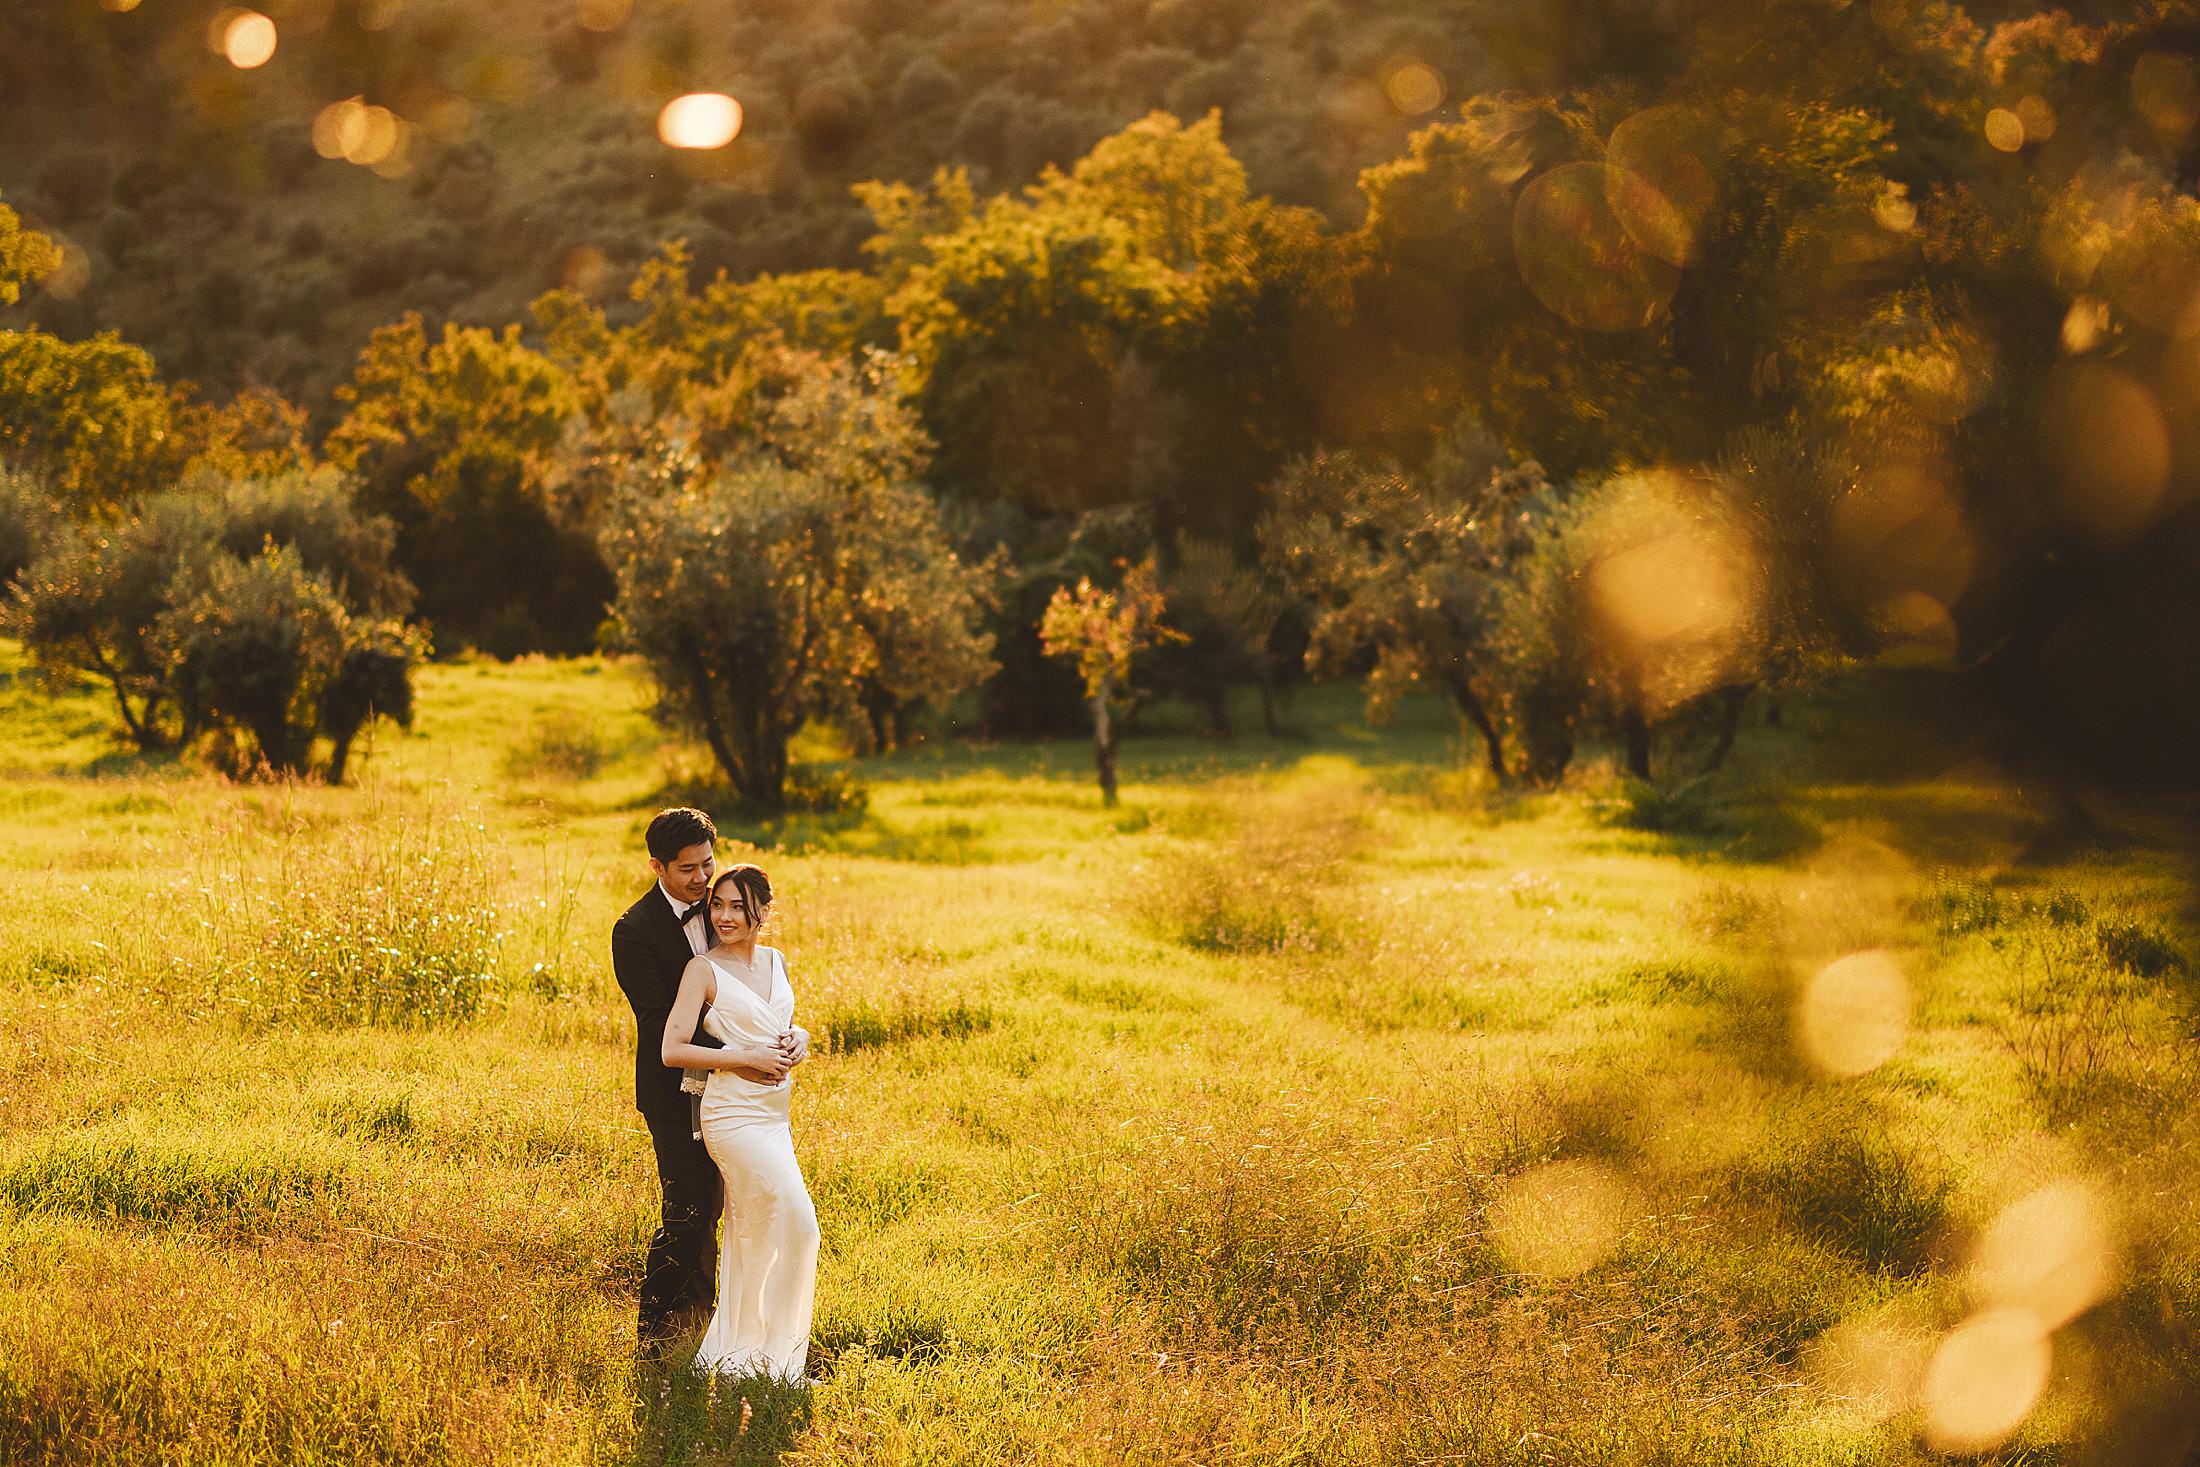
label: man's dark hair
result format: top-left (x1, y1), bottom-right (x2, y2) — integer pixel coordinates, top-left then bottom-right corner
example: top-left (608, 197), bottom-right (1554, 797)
top-left (645, 807), bottom-right (717, 862)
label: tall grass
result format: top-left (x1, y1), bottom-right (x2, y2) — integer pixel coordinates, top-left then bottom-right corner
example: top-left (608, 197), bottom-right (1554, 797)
top-left (1135, 764), bottom-right (1371, 955)
top-left (4, 653), bottom-right (2199, 1465)
top-left (174, 787), bottom-right (511, 1025)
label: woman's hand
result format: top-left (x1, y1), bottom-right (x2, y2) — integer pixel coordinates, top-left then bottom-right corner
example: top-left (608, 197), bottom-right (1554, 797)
top-left (777, 1027), bottom-right (811, 1067)
top-left (735, 1044), bottom-right (793, 1084)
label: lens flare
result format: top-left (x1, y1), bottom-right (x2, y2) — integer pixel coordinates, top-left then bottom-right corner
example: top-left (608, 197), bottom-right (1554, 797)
top-left (43, 239), bottom-right (90, 302)
top-left (1606, 106), bottom-right (1721, 266)
top-left (560, 246), bottom-right (611, 294)
top-left (1833, 457), bottom-right (1975, 610)
top-left (1970, 1179), bottom-right (2119, 1330)
top-left (577, 0), bottom-right (633, 31)
top-left (1920, 1309), bottom-right (2053, 1454)
top-left (1871, 591), bottom-right (1959, 667)
top-left (1583, 475), bottom-right (1760, 715)
top-left (1795, 950), bottom-right (1911, 1077)
top-left (2060, 297), bottom-right (2109, 354)
top-left (1874, 185), bottom-right (1917, 233)
top-left (1488, 1160), bottom-right (1632, 1277)
top-left (2017, 94), bottom-right (2057, 142)
top-left (659, 93), bottom-right (744, 150)
top-left (2134, 52), bottom-right (2200, 141)
top-left (2040, 362), bottom-right (2173, 542)
top-left (101, 0), bottom-right (141, 10)
top-left (312, 97), bottom-right (405, 168)
top-left (1382, 59), bottom-right (1444, 116)
top-left (1513, 162), bottom-right (1682, 331)
top-left (210, 9), bottom-right (276, 68)
top-left (1805, 1311), bottom-right (1932, 1424)
top-left (1984, 108), bottom-right (2026, 152)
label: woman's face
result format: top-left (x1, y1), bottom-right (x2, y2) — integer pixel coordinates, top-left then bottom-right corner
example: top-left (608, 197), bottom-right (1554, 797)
top-left (710, 884), bottom-right (753, 945)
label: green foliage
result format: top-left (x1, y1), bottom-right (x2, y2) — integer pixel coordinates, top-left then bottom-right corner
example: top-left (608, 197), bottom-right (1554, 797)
top-left (1744, 1124), bottom-right (1953, 1273)
top-left (3, 494), bottom-right (215, 748)
top-left (2, 475), bottom-right (418, 773)
top-left (0, 197), bottom-right (61, 307)
top-left (327, 315), bottom-right (598, 655)
top-left (1260, 424), bottom-right (1564, 783)
top-left (1595, 776), bottom-right (1731, 837)
top-left (188, 793), bottom-right (505, 1025)
top-left (2094, 917), bottom-right (2188, 978)
top-left (501, 709), bottom-right (612, 782)
top-left (881, 115), bottom-right (1332, 528)
top-left (0, 330), bottom-right (176, 514)
top-left (1139, 770), bottom-right (1366, 953)
top-left (823, 995), bottom-right (993, 1056)
top-left (160, 546), bottom-right (351, 775)
top-left (599, 354), bottom-right (992, 810)
top-left (320, 620), bottom-right (426, 786)
top-left (0, 464), bottom-right (58, 589)
top-left (0, 1136), bottom-right (343, 1232)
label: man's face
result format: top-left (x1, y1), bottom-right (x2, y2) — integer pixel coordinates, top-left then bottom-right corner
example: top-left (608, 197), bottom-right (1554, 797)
top-left (651, 842), bottom-right (715, 904)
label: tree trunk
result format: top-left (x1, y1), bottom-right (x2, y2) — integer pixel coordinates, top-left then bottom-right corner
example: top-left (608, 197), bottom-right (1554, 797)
top-left (1700, 684), bottom-right (1751, 774)
top-left (1439, 664), bottom-right (1509, 784)
top-left (326, 730), bottom-right (355, 786)
top-left (1621, 706), bottom-right (1653, 780)
top-left (1092, 676), bottom-right (1119, 807)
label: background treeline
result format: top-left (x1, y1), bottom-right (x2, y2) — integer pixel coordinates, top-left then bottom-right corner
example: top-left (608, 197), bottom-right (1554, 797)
top-left (7, 0), bottom-right (2200, 807)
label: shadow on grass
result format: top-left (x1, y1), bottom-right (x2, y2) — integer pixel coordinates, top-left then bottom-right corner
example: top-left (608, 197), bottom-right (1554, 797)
top-left (623, 1362), bottom-right (812, 1467)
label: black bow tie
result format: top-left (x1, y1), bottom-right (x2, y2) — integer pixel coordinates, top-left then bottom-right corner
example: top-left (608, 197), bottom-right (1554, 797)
top-left (678, 901), bottom-right (707, 925)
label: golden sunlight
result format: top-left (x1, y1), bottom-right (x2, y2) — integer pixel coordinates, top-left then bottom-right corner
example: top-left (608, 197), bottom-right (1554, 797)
top-left (1514, 162), bottom-right (1683, 331)
top-left (1970, 1178), bottom-right (2119, 1330)
top-left (1488, 1160), bottom-right (1632, 1278)
top-left (1794, 950), bottom-right (1910, 1077)
top-left (216, 10), bottom-right (278, 70)
top-left (1919, 1308), bottom-right (2053, 1454)
top-left (659, 93), bottom-right (744, 150)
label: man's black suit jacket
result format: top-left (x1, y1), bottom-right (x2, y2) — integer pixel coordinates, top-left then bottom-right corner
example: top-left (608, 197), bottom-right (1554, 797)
top-left (611, 886), bottom-right (725, 1114)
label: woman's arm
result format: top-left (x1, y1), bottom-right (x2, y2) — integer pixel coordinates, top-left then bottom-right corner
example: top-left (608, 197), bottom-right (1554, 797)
top-left (661, 958), bottom-right (791, 1080)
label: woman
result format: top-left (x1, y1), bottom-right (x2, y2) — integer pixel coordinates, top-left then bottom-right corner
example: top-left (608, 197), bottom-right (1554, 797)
top-left (660, 862), bottom-right (819, 1382)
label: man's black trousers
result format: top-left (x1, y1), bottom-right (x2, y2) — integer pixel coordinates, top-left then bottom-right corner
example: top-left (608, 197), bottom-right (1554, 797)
top-left (638, 1095), bottom-right (721, 1347)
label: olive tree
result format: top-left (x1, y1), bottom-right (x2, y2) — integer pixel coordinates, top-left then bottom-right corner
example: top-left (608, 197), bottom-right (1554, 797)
top-left (601, 450), bottom-right (992, 810)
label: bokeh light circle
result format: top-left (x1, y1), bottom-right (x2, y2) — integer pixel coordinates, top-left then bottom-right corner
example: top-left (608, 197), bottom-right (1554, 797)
top-left (1606, 106), bottom-right (1721, 266)
top-left (659, 93), bottom-right (744, 150)
top-left (214, 9), bottom-right (277, 69)
top-left (1920, 1309), bottom-right (2052, 1455)
top-left (1382, 59), bottom-right (1444, 116)
top-left (1970, 1179), bottom-right (2118, 1329)
top-left (1513, 162), bottom-right (1682, 331)
top-left (577, 0), bottom-right (633, 32)
top-left (1805, 1312), bottom-right (1931, 1424)
top-left (1984, 108), bottom-right (2026, 153)
top-left (1795, 949), bottom-right (1911, 1077)
top-left (2040, 362), bottom-right (2173, 542)
top-left (1488, 1160), bottom-right (1632, 1277)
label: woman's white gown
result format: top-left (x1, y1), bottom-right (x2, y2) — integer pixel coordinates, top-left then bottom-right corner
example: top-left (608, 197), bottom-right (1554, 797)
top-left (693, 947), bottom-right (818, 1382)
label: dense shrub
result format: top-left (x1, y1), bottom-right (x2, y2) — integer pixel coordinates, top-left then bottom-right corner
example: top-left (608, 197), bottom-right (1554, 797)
top-left (1743, 1125), bottom-right (1951, 1273)
top-left (0, 464), bottom-right (58, 588)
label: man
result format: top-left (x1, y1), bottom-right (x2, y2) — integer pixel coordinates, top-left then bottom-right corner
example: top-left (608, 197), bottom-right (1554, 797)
top-left (611, 806), bottom-right (727, 1354)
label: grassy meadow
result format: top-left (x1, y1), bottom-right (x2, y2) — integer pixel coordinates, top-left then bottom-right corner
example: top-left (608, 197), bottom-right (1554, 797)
top-left (2, 640), bottom-right (2197, 1465)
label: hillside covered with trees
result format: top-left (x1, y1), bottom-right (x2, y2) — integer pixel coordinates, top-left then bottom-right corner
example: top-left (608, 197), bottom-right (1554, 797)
top-left (7, 0), bottom-right (2200, 808)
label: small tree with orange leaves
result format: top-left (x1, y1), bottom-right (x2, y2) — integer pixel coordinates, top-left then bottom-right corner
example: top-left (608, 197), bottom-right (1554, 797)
top-left (1040, 559), bottom-right (1181, 807)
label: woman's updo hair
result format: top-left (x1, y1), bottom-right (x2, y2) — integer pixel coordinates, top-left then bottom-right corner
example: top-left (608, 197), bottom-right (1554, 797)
top-left (708, 863), bottom-right (773, 937)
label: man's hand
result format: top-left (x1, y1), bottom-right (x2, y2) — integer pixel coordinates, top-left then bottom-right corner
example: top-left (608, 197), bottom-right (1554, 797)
top-left (777, 1027), bottom-right (811, 1067)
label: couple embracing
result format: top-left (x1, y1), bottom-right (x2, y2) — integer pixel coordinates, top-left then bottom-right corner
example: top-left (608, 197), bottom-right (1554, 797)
top-left (612, 806), bottom-right (820, 1381)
